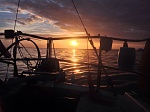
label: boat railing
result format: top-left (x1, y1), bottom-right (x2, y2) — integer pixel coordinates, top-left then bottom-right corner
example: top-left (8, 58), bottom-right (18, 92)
top-left (1, 31), bottom-right (149, 42)
top-left (0, 30), bottom-right (150, 90)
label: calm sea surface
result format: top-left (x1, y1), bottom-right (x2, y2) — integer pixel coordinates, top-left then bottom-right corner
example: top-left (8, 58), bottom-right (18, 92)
top-left (0, 48), bottom-right (143, 86)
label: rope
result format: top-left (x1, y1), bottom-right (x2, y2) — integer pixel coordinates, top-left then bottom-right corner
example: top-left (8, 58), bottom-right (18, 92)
top-left (72, 0), bottom-right (91, 72)
top-left (14, 0), bottom-right (21, 31)
top-left (6, 0), bottom-right (21, 77)
top-left (18, 45), bottom-right (33, 67)
top-left (5, 34), bottom-right (14, 82)
top-left (72, 0), bottom-right (96, 92)
top-left (19, 42), bottom-right (36, 64)
top-left (72, 0), bottom-right (89, 35)
top-left (71, 0), bottom-right (115, 94)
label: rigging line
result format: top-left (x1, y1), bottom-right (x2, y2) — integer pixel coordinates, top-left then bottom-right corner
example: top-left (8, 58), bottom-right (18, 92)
top-left (14, 0), bottom-right (21, 32)
top-left (72, 0), bottom-right (89, 35)
top-left (5, 34), bottom-right (14, 81)
top-left (18, 47), bottom-right (28, 65)
top-left (72, 0), bottom-right (91, 68)
top-left (72, 0), bottom-right (94, 90)
top-left (18, 47), bottom-right (33, 67)
top-left (19, 42), bottom-right (37, 64)
top-left (72, 0), bottom-right (98, 56)
top-left (5, 0), bottom-right (20, 78)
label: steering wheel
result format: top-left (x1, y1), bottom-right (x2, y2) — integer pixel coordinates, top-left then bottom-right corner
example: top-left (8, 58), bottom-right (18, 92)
top-left (12, 38), bottom-right (41, 69)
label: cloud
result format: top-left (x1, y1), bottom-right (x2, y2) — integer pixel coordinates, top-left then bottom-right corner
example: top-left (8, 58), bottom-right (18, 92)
top-left (0, 0), bottom-right (150, 38)
top-left (16, 15), bottom-right (43, 25)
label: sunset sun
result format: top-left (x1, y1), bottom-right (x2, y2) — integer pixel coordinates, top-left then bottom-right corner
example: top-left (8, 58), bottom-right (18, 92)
top-left (70, 40), bottom-right (78, 46)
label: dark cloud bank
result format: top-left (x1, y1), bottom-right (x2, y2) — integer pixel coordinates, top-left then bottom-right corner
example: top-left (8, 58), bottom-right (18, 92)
top-left (1, 0), bottom-right (150, 39)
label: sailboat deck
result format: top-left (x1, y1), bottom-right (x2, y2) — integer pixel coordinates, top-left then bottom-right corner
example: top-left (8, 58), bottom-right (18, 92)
top-left (76, 91), bottom-right (123, 112)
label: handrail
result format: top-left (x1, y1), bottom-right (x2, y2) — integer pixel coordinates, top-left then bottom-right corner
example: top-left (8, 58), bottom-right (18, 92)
top-left (0, 31), bottom-right (150, 42)
top-left (20, 33), bottom-right (150, 42)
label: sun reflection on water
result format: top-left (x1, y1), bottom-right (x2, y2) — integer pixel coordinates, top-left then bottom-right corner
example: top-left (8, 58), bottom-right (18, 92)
top-left (71, 49), bottom-right (81, 73)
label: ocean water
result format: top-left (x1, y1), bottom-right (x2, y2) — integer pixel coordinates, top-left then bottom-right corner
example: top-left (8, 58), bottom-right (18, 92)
top-left (0, 48), bottom-right (143, 86)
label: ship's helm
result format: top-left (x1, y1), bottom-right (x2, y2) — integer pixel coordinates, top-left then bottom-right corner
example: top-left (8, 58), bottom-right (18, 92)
top-left (0, 30), bottom-right (42, 77)
top-left (0, 30), bottom-right (66, 85)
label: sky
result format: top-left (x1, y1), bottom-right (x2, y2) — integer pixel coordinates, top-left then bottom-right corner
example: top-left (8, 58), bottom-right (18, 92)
top-left (0, 0), bottom-right (150, 49)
